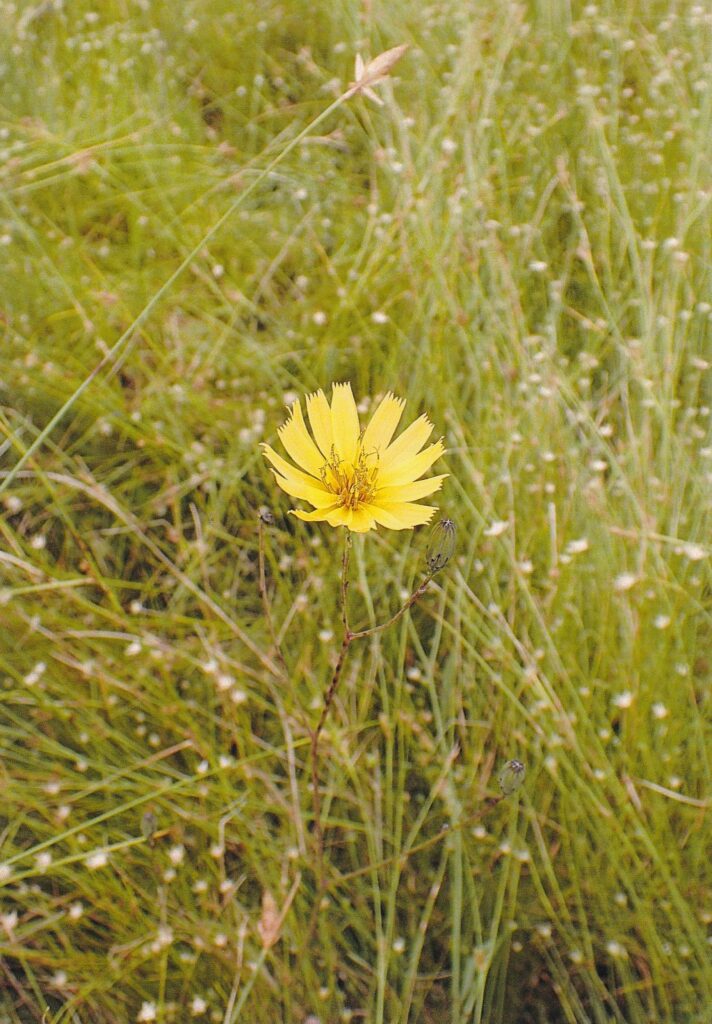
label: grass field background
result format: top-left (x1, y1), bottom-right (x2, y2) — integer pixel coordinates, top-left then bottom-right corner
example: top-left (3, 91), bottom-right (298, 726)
top-left (1, 1), bottom-right (711, 1021)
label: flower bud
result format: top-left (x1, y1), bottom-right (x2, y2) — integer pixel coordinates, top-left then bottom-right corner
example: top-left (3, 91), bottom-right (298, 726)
top-left (141, 810), bottom-right (157, 841)
top-left (258, 507), bottom-right (274, 525)
top-left (425, 518), bottom-right (456, 573)
top-left (498, 759), bottom-right (526, 795)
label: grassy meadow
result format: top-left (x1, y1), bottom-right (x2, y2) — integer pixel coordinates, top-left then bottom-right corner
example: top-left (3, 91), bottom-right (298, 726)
top-left (1, 0), bottom-right (711, 1021)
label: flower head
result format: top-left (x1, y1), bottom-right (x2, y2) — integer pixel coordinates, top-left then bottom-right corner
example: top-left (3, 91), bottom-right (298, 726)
top-left (262, 383), bottom-right (446, 533)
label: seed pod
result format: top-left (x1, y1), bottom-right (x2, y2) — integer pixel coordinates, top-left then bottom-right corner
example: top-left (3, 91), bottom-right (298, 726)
top-left (426, 518), bottom-right (456, 573)
top-left (498, 759), bottom-right (526, 796)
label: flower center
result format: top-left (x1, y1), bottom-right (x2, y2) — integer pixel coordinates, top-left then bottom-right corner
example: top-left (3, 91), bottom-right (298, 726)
top-left (321, 447), bottom-right (378, 510)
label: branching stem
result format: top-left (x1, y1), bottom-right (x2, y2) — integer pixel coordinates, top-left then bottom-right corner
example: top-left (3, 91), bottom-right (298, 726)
top-left (309, 544), bottom-right (436, 888)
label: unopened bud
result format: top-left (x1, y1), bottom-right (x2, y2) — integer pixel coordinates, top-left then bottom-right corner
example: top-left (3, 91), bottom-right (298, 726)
top-left (258, 507), bottom-right (274, 525)
top-left (348, 44), bottom-right (409, 105)
top-left (498, 759), bottom-right (526, 796)
top-left (425, 518), bottom-right (456, 573)
top-left (141, 810), bottom-right (158, 841)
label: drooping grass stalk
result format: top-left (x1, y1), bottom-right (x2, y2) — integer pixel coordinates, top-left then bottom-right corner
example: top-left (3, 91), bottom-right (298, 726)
top-left (0, 90), bottom-right (357, 499)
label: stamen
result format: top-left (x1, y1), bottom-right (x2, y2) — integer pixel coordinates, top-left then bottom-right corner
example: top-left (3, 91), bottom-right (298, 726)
top-left (320, 447), bottom-right (378, 511)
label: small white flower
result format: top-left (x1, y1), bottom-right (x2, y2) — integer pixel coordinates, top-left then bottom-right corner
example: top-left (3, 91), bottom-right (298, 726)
top-left (24, 662), bottom-right (47, 686)
top-left (168, 845), bottom-right (185, 866)
top-left (371, 310), bottom-right (388, 324)
top-left (613, 691), bottom-right (634, 709)
top-left (84, 849), bottom-right (109, 870)
top-left (681, 542), bottom-right (706, 561)
top-left (156, 925), bottom-right (173, 949)
top-left (606, 940), bottom-right (628, 959)
top-left (36, 852), bottom-right (53, 874)
top-left (191, 996), bottom-right (208, 1016)
top-left (484, 520), bottom-right (509, 537)
top-left (613, 572), bottom-right (637, 592)
top-left (653, 614), bottom-right (671, 629)
top-left (1, 911), bottom-right (18, 933)
top-left (312, 311), bottom-right (327, 326)
top-left (68, 902), bottom-right (84, 920)
top-left (137, 1002), bottom-right (157, 1022)
top-left (566, 538), bottom-right (589, 555)
top-left (652, 702), bottom-right (669, 719)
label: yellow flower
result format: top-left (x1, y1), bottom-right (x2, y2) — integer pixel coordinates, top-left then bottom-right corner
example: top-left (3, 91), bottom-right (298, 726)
top-left (262, 383), bottom-right (446, 533)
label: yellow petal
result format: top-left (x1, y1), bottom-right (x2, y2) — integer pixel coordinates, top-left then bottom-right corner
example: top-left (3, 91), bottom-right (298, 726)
top-left (271, 472), bottom-right (335, 508)
top-left (324, 508), bottom-right (350, 528)
top-left (306, 389), bottom-right (334, 458)
top-left (291, 505), bottom-right (340, 523)
top-left (371, 502), bottom-right (437, 530)
top-left (330, 382), bottom-right (360, 463)
top-left (380, 414), bottom-right (433, 470)
top-left (262, 444), bottom-right (328, 491)
top-left (361, 392), bottom-right (405, 457)
top-left (278, 402), bottom-right (325, 477)
top-left (338, 507), bottom-right (377, 532)
top-left (375, 473), bottom-right (447, 503)
top-left (378, 439), bottom-right (445, 487)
